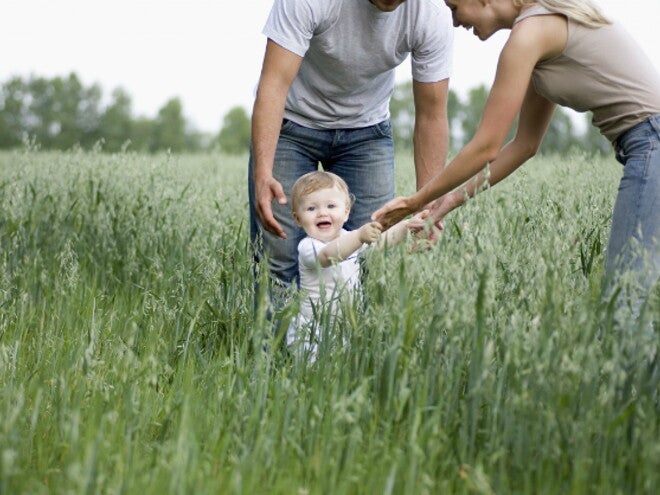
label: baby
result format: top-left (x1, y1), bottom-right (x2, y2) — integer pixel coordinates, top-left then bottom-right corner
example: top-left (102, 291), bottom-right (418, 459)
top-left (287, 170), bottom-right (424, 359)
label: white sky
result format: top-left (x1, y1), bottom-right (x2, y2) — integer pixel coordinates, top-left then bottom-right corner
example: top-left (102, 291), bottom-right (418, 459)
top-left (3, 0), bottom-right (659, 133)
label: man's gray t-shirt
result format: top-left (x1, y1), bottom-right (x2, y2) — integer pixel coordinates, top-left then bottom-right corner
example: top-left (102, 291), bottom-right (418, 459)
top-left (263, 0), bottom-right (453, 129)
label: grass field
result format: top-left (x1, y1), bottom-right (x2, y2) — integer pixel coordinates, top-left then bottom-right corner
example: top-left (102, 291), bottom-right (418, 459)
top-left (0, 148), bottom-right (657, 494)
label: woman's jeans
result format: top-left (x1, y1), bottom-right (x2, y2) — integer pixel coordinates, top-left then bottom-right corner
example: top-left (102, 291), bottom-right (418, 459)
top-left (606, 114), bottom-right (660, 321)
top-left (249, 119), bottom-right (395, 291)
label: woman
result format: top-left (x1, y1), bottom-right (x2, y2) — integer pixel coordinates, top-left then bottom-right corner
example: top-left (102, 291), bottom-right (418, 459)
top-left (373, 0), bottom-right (660, 316)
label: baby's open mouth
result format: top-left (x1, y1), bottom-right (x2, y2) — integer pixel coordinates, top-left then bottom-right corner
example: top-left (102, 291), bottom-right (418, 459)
top-left (317, 221), bottom-right (332, 228)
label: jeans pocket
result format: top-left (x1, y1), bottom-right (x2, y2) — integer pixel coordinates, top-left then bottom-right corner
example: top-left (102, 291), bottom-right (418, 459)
top-left (280, 119), bottom-right (297, 133)
top-left (372, 119), bottom-right (393, 138)
top-left (649, 114), bottom-right (660, 137)
top-left (619, 149), bottom-right (651, 181)
top-left (617, 135), bottom-right (652, 170)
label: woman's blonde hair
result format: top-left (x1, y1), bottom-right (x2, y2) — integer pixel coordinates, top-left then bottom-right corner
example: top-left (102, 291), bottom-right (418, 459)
top-left (290, 171), bottom-right (355, 213)
top-left (514, 0), bottom-right (610, 28)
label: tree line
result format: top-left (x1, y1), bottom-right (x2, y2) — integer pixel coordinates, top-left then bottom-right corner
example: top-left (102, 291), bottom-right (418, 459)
top-left (390, 81), bottom-right (610, 155)
top-left (0, 73), bottom-right (212, 153)
top-left (0, 73), bottom-right (609, 155)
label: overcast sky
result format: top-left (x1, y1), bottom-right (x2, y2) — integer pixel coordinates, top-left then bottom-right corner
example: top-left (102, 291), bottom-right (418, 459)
top-left (3, 0), bottom-right (659, 133)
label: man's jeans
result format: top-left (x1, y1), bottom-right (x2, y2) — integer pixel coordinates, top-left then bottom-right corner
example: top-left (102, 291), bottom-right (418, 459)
top-left (249, 119), bottom-right (395, 289)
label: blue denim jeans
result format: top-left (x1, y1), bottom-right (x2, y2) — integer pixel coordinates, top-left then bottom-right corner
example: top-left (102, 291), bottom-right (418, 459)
top-left (605, 114), bottom-right (660, 317)
top-left (249, 119), bottom-right (395, 287)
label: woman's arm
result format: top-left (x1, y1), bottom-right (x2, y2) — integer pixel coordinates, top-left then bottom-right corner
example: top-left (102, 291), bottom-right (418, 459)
top-left (373, 15), bottom-right (567, 228)
top-left (429, 83), bottom-right (557, 222)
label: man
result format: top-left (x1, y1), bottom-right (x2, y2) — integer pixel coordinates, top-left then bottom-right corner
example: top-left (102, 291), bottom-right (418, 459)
top-left (249, 0), bottom-right (453, 291)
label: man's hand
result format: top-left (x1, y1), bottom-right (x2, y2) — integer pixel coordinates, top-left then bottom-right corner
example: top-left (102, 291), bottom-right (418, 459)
top-left (426, 192), bottom-right (462, 227)
top-left (357, 221), bottom-right (383, 244)
top-left (405, 210), bottom-right (433, 233)
top-left (405, 210), bottom-right (442, 251)
top-left (255, 175), bottom-right (288, 238)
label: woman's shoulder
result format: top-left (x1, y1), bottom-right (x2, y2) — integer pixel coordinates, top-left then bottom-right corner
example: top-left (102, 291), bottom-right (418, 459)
top-left (508, 8), bottom-right (567, 62)
top-left (514, 4), bottom-right (554, 25)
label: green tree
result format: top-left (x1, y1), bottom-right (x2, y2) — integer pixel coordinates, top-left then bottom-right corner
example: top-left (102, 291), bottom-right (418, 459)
top-left (26, 73), bottom-right (101, 150)
top-left (184, 129), bottom-right (205, 153)
top-left (131, 117), bottom-right (156, 153)
top-left (446, 88), bottom-right (461, 151)
top-left (457, 84), bottom-right (514, 149)
top-left (217, 106), bottom-right (251, 155)
top-left (389, 81), bottom-right (415, 150)
top-left (26, 76), bottom-right (59, 148)
top-left (0, 77), bottom-right (28, 149)
top-left (152, 97), bottom-right (186, 152)
top-left (389, 81), bottom-right (462, 152)
top-left (538, 107), bottom-right (581, 154)
top-left (455, 86), bottom-right (601, 157)
top-left (98, 88), bottom-right (134, 152)
top-left (66, 75), bottom-right (102, 148)
top-left (581, 112), bottom-right (610, 156)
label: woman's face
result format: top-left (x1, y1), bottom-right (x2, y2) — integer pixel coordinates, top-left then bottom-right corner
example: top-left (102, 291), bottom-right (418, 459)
top-left (444, 0), bottom-right (499, 41)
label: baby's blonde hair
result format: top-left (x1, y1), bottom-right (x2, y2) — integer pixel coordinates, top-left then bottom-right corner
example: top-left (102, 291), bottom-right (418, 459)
top-left (514, 0), bottom-right (610, 27)
top-left (290, 171), bottom-right (354, 213)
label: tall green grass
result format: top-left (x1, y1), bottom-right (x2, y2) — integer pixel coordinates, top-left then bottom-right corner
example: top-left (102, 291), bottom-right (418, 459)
top-left (0, 148), bottom-right (657, 494)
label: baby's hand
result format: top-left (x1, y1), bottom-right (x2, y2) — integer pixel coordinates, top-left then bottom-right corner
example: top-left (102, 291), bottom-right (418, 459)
top-left (358, 221), bottom-right (382, 244)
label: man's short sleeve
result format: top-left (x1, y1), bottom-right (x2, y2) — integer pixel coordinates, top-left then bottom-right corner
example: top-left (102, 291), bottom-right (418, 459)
top-left (262, 0), bottom-right (316, 58)
top-left (411, 5), bottom-right (454, 83)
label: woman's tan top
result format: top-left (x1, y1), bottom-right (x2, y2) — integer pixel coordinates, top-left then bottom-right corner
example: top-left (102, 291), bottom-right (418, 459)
top-left (515, 5), bottom-right (660, 142)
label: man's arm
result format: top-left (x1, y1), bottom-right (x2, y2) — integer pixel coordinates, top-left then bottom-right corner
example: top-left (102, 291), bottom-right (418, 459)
top-left (411, 78), bottom-right (450, 190)
top-left (251, 39), bottom-right (303, 238)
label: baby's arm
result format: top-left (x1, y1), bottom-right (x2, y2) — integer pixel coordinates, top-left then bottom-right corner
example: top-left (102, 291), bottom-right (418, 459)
top-left (376, 211), bottom-right (429, 249)
top-left (316, 222), bottom-right (382, 267)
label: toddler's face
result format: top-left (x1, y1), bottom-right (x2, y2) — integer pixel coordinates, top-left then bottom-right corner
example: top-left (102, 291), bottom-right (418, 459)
top-left (293, 186), bottom-right (350, 242)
